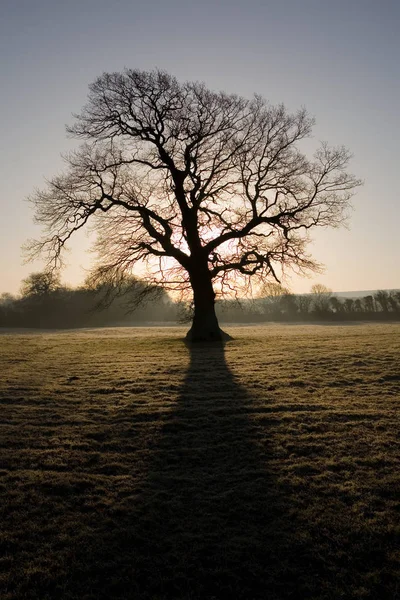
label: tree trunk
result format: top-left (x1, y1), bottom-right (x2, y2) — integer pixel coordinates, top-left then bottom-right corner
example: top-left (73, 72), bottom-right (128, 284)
top-left (186, 266), bottom-right (231, 343)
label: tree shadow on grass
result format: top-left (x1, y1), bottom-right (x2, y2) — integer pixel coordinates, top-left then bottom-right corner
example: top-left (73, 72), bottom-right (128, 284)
top-left (7, 334), bottom-right (400, 600)
top-left (7, 339), bottom-right (399, 600)
top-left (64, 341), bottom-right (312, 600)
top-left (5, 335), bottom-right (400, 600)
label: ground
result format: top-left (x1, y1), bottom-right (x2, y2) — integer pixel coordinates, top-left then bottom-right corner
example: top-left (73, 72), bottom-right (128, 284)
top-left (1, 323), bottom-right (400, 599)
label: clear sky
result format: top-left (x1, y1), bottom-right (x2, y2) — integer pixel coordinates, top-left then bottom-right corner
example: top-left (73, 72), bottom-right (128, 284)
top-left (1, 0), bottom-right (399, 295)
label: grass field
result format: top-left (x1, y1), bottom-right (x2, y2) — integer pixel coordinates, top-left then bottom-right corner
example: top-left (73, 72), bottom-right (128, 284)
top-left (1, 323), bottom-right (400, 599)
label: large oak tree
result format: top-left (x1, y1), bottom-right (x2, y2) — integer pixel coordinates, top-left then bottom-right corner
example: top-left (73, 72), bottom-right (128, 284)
top-left (28, 69), bottom-right (361, 341)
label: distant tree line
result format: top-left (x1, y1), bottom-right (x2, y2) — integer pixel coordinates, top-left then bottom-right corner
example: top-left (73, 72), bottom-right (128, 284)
top-left (217, 284), bottom-right (400, 323)
top-left (0, 272), bottom-right (179, 329)
top-left (0, 275), bottom-right (399, 329)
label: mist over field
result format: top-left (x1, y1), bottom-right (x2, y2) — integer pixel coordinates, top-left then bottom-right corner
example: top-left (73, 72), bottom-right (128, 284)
top-left (1, 323), bottom-right (400, 599)
top-left (1, 274), bottom-right (400, 331)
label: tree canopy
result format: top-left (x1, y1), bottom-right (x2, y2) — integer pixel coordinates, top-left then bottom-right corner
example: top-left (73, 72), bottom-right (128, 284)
top-left (20, 271), bottom-right (62, 298)
top-left (27, 69), bottom-right (362, 340)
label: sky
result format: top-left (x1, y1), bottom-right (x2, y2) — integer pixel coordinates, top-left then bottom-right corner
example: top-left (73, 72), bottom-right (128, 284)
top-left (1, 0), bottom-right (399, 295)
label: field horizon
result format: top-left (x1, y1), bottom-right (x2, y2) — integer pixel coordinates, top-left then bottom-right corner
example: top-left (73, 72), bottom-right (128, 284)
top-left (1, 323), bottom-right (400, 599)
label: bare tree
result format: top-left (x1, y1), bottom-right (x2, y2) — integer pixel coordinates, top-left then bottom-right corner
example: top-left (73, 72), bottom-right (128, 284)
top-left (26, 69), bottom-right (362, 341)
top-left (362, 295), bottom-right (375, 313)
top-left (310, 284), bottom-right (333, 315)
top-left (374, 290), bottom-right (390, 313)
top-left (259, 282), bottom-right (291, 318)
top-left (296, 293), bottom-right (313, 316)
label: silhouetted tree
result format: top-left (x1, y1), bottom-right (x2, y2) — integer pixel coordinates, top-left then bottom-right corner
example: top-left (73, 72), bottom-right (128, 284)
top-left (354, 298), bottom-right (363, 313)
top-left (329, 296), bottom-right (343, 315)
top-left (259, 282), bottom-right (291, 318)
top-left (311, 284), bottom-right (332, 315)
top-left (0, 293), bottom-right (17, 327)
top-left (0, 293), bottom-right (15, 306)
top-left (20, 271), bottom-right (61, 298)
top-left (280, 292), bottom-right (299, 317)
top-left (343, 298), bottom-right (355, 314)
top-left (374, 290), bottom-right (390, 313)
top-left (296, 294), bottom-right (313, 316)
top-left (387, 292), bottom-right (399, 313)
top-left (362, 295), bottom-right (375, 313)
top-left (26, 69), bottom-right (361, 341)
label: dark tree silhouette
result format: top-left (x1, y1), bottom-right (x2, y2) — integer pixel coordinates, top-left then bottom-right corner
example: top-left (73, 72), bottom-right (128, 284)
top-left (20, 271), bottom-right (62, 298)
top-left (363, 295), bottom-right (375, 313)
top-left (374, 290), bottom-right (390, 313)
top-left (310, 284), bottom-right (333, 315)
top-left (27, 69), bottom-right (362, 341)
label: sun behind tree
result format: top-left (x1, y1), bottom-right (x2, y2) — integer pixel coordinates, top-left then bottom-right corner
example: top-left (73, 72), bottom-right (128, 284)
top-left (26, 69), bottom-right (362, 341)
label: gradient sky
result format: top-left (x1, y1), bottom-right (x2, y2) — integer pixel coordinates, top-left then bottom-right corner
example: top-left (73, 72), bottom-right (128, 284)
top-left (1, 0), bottom-right (399, 295)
